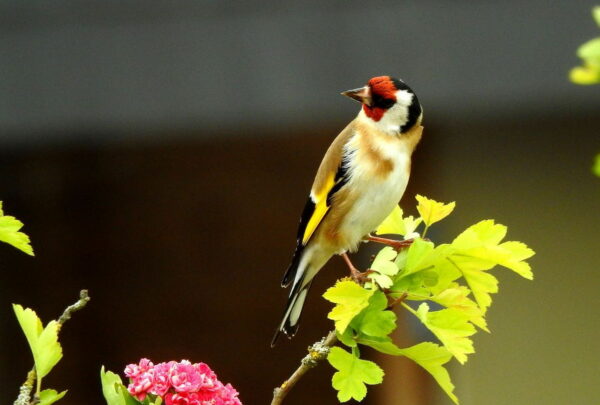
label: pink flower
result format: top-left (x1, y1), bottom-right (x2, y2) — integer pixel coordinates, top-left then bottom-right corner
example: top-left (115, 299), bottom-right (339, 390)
top-left (123, 358), bottom-right (242, 404)
top-left (127, 369), bottom-right (154, 401)
top-left (194, 362), bottom-right (219, 391)
top-left (164, 392), bottom-right (203, 405)
top-left (150, 361), bottom-right (176, 396)
top-left (214, 383), bottom-right (242, 405)
top-left (170, 360), bottom-right (203, 393)
top-left (124, 358), bottom-right (154, 378)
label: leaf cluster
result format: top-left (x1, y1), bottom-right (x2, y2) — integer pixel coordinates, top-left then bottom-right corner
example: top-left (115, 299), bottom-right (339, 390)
top-left (323, 195), bottom-right (535, 403)
top-left (570, 6), bottom-right (600, 85)
top-left (13, 305), bottom-right (66, 405)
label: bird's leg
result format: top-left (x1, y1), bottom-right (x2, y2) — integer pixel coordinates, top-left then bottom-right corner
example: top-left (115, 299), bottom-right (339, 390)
top-left (366, 234), bottom-right (414, 250)
top-left (341, 253), bottom-right (373, 284)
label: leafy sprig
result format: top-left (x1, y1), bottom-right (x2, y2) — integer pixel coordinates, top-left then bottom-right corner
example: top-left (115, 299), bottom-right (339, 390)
top-left (570, 6), bottom-right (600, 85)
top-left (323, 195), bottom-right (535, 403)
top-left (13, 291), bottom-right (90, 405)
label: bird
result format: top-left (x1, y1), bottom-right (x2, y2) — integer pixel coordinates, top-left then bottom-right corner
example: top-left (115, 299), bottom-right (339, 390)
top-left (271, 76), bottom-right (424, 347)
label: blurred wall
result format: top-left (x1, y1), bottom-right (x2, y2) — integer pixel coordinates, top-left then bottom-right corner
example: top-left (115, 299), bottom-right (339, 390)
top-left (1, 1), bottom-right (599, 405)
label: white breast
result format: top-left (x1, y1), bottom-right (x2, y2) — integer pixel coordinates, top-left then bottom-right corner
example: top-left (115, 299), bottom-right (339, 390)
top-left (337, 131), bottom-right (412, 252)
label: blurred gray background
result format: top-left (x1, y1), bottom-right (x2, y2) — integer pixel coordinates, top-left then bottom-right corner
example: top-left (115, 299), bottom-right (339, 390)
top-left (1, 1), bottom-right (599, 404)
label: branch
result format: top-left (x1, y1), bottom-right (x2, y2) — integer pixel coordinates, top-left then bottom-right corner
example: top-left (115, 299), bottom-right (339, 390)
top-left (57, 289), bottom-right (91, 329)
top-left (13, 289), bottom-right (91, 405)
top-left (271, 330), bottom-right (338, 405)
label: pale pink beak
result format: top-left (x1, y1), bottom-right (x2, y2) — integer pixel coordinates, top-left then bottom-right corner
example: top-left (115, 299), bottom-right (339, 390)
top-left (341, 86), bottom-right (372, 107)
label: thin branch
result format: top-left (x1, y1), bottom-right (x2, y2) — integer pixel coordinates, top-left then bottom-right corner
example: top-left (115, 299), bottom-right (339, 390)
top-left (57, 289), bottom-right (90, 329)
top-left (367, 235), bottom-right (414, 251)
top-left (271, 330), bottom-right (338, 405)
top-left (13, 290), bottom-right (91, 405)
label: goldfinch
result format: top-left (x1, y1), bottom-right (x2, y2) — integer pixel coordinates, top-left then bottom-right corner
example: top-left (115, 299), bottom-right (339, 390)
top-left (271, 76), bottom-right (424, 346)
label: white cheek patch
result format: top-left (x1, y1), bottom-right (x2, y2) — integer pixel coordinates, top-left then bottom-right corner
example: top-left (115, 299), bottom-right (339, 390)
top-left (373, 90), bottom-right (413, 134)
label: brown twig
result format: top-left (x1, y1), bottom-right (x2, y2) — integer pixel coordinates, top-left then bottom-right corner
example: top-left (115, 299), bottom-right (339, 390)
top-left (13, 290), bottom-right (91, 405)
top-left (387, 292), bottom-right (409, 309)
top-left (367, 235), bottom-right (414, 250)
top-left (271, 330), bottom-right (338, 405)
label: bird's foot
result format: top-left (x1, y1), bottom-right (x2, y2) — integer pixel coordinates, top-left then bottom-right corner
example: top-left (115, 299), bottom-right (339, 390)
top-left (341, 253), bottom-right (374, 284)
top-left (366, 235), bottom-right (414, 250)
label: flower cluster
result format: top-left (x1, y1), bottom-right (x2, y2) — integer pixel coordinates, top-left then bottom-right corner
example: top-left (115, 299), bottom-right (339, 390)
top-left (125, 358), bottom-right (242, 405)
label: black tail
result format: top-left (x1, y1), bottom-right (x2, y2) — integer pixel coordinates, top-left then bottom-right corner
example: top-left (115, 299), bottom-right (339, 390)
top-left (271, 278), bottom-right (313, 347)
top-left (281, 245), bottom-right (304, 287)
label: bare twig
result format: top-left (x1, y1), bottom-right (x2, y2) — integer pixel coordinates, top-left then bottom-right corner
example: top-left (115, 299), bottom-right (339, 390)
top-left (271, 330), bottom-right (338, 405)
top-left (13, 290), bottom-right (91, 405)
top-left (57, 290), bottom-right (90, 329)
top-left (367, 235), bottom-right (414, 250)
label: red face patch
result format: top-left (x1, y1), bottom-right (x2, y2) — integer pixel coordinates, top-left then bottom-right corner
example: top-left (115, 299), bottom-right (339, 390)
top-left (362, 76), bottom-right (397, 122)
top-left (368, 76), bottom-right (398, 100)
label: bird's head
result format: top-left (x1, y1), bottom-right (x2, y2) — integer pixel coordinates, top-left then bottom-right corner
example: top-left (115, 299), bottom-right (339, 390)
top-left (342, 76), bottom-right (422, 134)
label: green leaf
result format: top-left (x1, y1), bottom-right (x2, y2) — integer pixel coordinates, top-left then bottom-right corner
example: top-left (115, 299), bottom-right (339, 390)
top-left (35, 320), bottom-right (63, 379)
top-left (452, 220), bottom-right (535, 280)
top-left (402, 215), bottom-right (423, 238)
top-left (367, 247), bottom-right (398, 289)
top-left (354, 337), bottom-right (459, 404)
top-left (431, 285), bottom-right (488, 332)
top-left (594, 6), bottom-right (600, 27)
top-left (356, 335), bottom-right (404, 355)
top-left (38, 389), bottom-right (67, 405)
top-left (0, 202), bottom-right (34, 255)
top-left (376, 205), bottom-right (405, 235)
top-left (415, 195), bottom-right (456, 228)
top-left (453, 220), bottom-right (506, 249)
top-left (450, 257), bottom-right (499, 313)
top-left (13, 304), bottom-right (43, 353)
top-left (323, 281), bottom-right (374, 333)
top-left (578, 38), bottom-right (600, 68)
top-left (403, 238), bottom-right (435, 276)
top-left (593, 153), bottom-right (600, 177)
top-left (570, 64), bottom-right (600, 85)
top-left (400, 343), bottom-right (458, 404)
top-left (351, 291), bottom-right (397, 338)
top-left (337, 328), bottom-right (358, 348)
top-left (328, 347), bottom-right (384, 402)
top-left (101, 367), bottom-right (139, 405)
top-left (13, 304), bottom-right (63, 382)
top-left (409, 303), bottom-right (476, 364)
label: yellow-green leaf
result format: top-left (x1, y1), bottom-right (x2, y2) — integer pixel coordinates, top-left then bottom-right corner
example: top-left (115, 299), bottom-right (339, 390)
top-left (0, 202), bottom-right (34, 255)
top-left (101, 366), bottom-right (138, 405)
top-left (13, 304), bottom-right (43, 352)
top-left (351, 291), bottom-right (397, 338)
top-left (376, 205), bottom-right (405, 235)
top-left (328, 347), bottom-right (384, 402)
top-left (593, 153), bottom-right (600, 177)
top-left (400, 342), bottom-right (458, 404)
top-left (402, 215), bottom-right (423, 238)
top-left (410, 303), bottom-right (476, 364)
top-left (38, 389), bottom-right (67, 405)
top-left (324, 281), bottom-right (374, 333)
top-left (13, 304), bottom-right (63, 383)
top-left (448, 257), bottom-right (499, 313)
top-left (416, 195), bottom-right (456, 227)
top-left (451, 220), bottom-right (534, 280)
top-left (453, 220), bottom-right (506, 249)
top-left (578, 38), bottom-right (600, 68)
top-left (35, 320), bottom-right (63, 379)
top-left (431, 285), bottom-right (488, 332)
top-left (368, 247), bottom-right (398, 289)
top-left (570, 65), bottom-right (600, 85)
